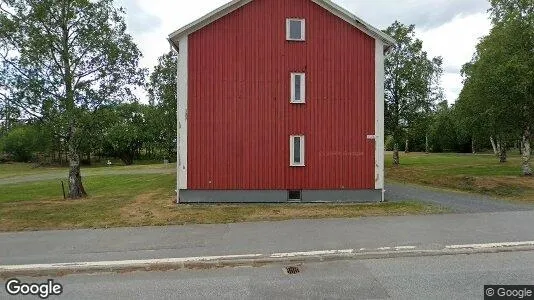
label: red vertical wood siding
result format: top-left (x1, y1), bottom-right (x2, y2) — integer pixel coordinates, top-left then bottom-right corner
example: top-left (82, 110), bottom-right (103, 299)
top-left (187, 0), bottom-right (376, 190)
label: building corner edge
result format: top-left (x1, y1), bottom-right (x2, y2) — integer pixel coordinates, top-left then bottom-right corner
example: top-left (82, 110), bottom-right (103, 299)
top-left (177, 36), bottom-right (189, 203)
top-left (375, 39), bottom-right (385, 201)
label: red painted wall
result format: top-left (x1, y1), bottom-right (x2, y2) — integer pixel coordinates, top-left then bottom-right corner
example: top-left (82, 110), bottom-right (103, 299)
top-left (187, 0), bottom-right (376, 190)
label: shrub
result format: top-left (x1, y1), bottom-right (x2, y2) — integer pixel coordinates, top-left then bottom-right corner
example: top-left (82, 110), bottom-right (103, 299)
top-left (1, 125), bottom-right (41, 162)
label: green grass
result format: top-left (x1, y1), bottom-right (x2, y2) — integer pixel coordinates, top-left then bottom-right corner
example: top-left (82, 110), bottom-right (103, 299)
top-left (0, 173), bottom-right (173, 203)
top-left (386, 152), bottom-right (534, 201)
top-left (0, 162), bottom-right (176, 179)
top-left (385, 152), bottom-right (522, 175)
top-left (0, 163), bottom-right (444, 232)
top-left (0, 173), bottom-right (177, 231)
top-left (0, 163), bottom-right (64, 179)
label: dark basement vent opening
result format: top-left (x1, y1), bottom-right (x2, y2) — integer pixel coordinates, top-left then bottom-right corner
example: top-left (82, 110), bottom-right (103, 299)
top-left (284, 266), bottom-right (301, 275)
top-left (288, 190), bottom-right (302, 201)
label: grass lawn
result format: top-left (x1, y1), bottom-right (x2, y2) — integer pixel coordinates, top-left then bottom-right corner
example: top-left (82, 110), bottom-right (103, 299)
top-left (0, 164), bottom-right (444, 232)
top-left (0, 162), bottom-right (176, 180)
top-left (0, 163), bottom-right (65, 179)
top-left (386, 152), bottom-right (534, 202)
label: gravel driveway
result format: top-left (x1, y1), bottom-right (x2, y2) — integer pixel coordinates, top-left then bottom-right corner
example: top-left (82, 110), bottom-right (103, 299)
top-left (386, 182), bottom-right (534, 213)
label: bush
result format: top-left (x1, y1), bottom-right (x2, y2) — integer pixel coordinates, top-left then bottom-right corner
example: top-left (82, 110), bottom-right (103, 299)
top-left (0, 152), bottom-right (14, 163)
top-left (1, 125), bottom-right (41, 162)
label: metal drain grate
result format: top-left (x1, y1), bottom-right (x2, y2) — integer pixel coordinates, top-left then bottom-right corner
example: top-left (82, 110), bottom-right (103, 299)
top-left (284, 266), bottom-right (301, 275)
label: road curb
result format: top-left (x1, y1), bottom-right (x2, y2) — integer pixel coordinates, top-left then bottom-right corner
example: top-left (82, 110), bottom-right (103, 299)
top-left (2, 244), bottom-right (534, 278)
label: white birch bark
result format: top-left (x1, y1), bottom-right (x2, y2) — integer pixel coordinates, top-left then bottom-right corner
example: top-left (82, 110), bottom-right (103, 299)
top-left (490, 136), bottom-right (498, 156)
top-left (521, 127), bottom-right (532, 176)
top-left (393, 143), bottom-right (400, 165)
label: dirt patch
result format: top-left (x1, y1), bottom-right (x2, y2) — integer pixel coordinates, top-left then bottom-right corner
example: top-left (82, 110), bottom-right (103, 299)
top-left (119, 191), bottom-right (174, 224)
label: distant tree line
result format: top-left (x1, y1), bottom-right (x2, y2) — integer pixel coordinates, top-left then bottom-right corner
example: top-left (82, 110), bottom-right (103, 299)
top-left (0, 0), bottom-right (177, 198)
top-left (0, 52), bottom-right (177, 166)
top-left (0, 0), bottom-right (531, 200)
top-left (383, 0), bottom-right (532, 176)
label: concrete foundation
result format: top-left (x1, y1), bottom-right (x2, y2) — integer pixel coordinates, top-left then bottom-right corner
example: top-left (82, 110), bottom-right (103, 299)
top-left (178, 189), bottom-right (383, 203)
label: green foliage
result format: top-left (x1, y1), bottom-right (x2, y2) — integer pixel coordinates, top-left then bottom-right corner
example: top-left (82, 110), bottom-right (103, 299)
top-left (456, 0), bottom-right (533, 161)
top-left (428, 104), bottom-right (459, 152)
top-left (385, 135), bottom-right (395, 151)
top-left (147, 52), bottom-right (177, 160)
top-left (101, 103), bottom-right (149, 165)
top-left (0, 0), bottom-right (145, 114)
top-left (0, 98), bottom-right (20, 135)
top-left (384, 21), bottom-right (444, 148)
top-left (0, 0), bottom-right (146, 196)
top-left (0, 124), bottom-right (50, 161)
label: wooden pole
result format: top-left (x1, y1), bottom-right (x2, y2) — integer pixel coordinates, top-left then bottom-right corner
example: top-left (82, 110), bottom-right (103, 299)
top-left (61, 181), bottom-right (66, 199)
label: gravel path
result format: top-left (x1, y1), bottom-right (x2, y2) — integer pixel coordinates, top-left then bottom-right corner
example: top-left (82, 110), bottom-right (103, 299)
top-left (0, 167), bottom-right (175, 186)
top-left (386, 182), bottom-right (534, 213)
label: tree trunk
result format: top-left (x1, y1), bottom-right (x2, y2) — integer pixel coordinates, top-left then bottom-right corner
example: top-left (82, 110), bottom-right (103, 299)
top-left (425, 134), bottom-right (429, 154)
top-left (404, 139), bottom-right (409, 154)
top-left (67, 126), bottom-right (87, 199)
top-left (521, 127), bottom-right (532, 176)
top-left (490, 136), bottom-right (498, 156)
top-left (393, 143), bottom-right (400, 165)
top-left (498, 142), bottom-right (507, 163)
top-left (471, 138), bottom-right (476, 154)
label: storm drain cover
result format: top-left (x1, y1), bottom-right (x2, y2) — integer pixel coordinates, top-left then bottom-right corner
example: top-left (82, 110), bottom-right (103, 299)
top-left (284, 266), bottom-right (301, 275)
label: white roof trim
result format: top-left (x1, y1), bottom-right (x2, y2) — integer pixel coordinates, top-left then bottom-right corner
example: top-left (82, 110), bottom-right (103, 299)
top-left (168, 0), bottom-right (395, 49)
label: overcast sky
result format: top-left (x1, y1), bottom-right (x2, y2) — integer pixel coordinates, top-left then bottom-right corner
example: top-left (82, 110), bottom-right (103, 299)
top-left (114, 0), bottom-right (492, 104)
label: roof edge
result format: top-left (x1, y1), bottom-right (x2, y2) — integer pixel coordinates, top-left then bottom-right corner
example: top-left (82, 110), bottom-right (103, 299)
top-left (316, 0), bottom-right (395, 45)
top-left (168, 0), bottom-right (396, 50)
top-left (168, 0), bottom-right (252, 47)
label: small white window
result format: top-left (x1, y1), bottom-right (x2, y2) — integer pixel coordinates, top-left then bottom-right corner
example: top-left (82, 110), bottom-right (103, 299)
top-left (290, 73), bottom-right (306, 103)
top-left (290, 135), bottom-right (305, 167)
top-left (286, 19), bottom-right (305, 41)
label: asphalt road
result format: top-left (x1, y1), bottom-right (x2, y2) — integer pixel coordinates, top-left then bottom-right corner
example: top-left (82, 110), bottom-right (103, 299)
top-left (385, 182), bottom-right (534, 213)
top-left (3, 251), bottom-right (533, 300)
top-left (2, 210), bottom-right (534, 266)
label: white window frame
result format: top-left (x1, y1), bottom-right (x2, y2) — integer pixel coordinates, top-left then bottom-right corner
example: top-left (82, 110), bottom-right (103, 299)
top-left (290, 135), bottom-right (305, 167)
top-left (290, 73), bottom-right (306, 103)
top-left (286, 18), bottom-right (306, 41)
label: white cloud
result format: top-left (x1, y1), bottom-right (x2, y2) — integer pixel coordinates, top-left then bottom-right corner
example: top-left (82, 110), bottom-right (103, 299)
top-left (115, 0), bottom-right (492, 104)
top-left (416, 12), bottom-right (491, 102)
top-left (116, 0), bottom-right (229, 70)
top-left (337, 0), bottom-right (489, 29)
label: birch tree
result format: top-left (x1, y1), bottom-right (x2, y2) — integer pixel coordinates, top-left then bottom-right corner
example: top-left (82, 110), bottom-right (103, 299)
top-left (0, 0), bottom-right (145, 198)
top-left (490, 0), bottom-right (534, 175)
top-left (147, 52), bottom-right (177, 160)
top-left (457, 0), bottom-right (532, 174)
top-left (384, 21), bottom-right (443, 164)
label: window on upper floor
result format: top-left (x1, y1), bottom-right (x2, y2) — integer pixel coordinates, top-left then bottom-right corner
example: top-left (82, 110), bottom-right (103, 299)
top-left (290, 73), bottom-right (306, 103)
top-left (286, 19), bottom-right (305, 41)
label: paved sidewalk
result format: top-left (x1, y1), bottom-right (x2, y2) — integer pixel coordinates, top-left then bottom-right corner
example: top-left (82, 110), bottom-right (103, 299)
top-left (1, 210), bottom-right (534, 266)
top-left (386, 182), bottom-right (534, 213)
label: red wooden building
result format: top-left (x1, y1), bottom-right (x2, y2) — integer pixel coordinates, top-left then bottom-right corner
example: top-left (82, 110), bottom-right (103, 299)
top-left (169, 0), bottom-right (394, 203)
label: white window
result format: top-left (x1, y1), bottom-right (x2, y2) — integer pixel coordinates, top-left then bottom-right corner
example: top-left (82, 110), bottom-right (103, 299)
top-left (290, 135), bottom-right (305, 167)
top-left (290, 73), bottom-right (306, 103)
top-left (286, 19), bottom-right (305, 41)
